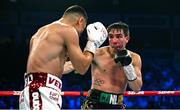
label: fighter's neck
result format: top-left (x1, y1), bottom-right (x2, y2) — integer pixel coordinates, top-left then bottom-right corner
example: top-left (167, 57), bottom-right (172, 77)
top-left (54, 19), bottom-right (68, 26)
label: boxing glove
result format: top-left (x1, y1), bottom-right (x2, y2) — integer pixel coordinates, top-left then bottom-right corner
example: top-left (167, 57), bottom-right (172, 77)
top-left (115, 50), bottom-right (137, 81)
top-left (114, 50), bottom-right (132, 66)
top-left (84, 22), bottom-right (108, 54)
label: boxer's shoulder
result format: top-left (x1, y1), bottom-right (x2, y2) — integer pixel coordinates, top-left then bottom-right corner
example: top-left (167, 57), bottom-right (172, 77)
top-left (127, 50), bottom-right (137, 56)
top-left (128, 50), bottom-right (141, 63)
top-left (95, 46), bottom-right (109, 56)
top-left (51, 21), bottom-right (74, 31)
top-left (44, 22), bottom-right (77, 38)
top-left (97, 46), bottom-right (109, 51)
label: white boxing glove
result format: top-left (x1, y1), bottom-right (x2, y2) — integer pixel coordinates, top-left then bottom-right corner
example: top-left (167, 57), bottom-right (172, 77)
top-left (84, 22), bottom-right (108, 54)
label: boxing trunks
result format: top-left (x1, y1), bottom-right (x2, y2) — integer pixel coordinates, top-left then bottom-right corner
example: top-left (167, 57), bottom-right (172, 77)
top-left (19, 72), bottom-right (62, 110)
top-left (81, 89), bottom-right (126, 109)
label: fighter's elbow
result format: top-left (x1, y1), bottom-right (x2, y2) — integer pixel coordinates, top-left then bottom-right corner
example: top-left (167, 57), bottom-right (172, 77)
top-left (130, 82), bottom-right (142, 93)
top-left (75, 68), bottom-right (88, 75)
top-left (73, 61), bottom-right (90, 75)
top-left (133, 88), bottom-right (141, 93)
top-left (77, 71), bottom-right (86, 75)
top-left (134, 84), bottom-right (142, 93)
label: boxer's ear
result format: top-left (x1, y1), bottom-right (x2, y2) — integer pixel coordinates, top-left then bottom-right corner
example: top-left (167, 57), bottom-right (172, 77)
top-left (125, 30), bottom-right (130, 43)
top-left (125, 35), bottom-right (130, 43)
top-left (76, 16), bottom-right (86, 33)
top-left (77, 16), bottom-right (84, 26)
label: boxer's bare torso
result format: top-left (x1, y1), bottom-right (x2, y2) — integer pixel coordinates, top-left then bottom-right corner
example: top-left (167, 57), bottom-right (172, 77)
top-left (26, 21), bottom-right (77, 78)
top-left (91, 46), bottom-right (138, 94)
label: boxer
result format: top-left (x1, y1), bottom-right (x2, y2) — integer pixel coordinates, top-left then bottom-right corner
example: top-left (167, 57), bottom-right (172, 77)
top-left (63, 21), bottom-right (143, 109)
top-left (19, 5), bottom-right (107, 110)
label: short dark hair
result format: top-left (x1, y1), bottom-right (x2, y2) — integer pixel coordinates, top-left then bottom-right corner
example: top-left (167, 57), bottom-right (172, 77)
top-left (107, 21), bottom-right (129, 36)
top-left (63, 5), bottom-right (88, 22)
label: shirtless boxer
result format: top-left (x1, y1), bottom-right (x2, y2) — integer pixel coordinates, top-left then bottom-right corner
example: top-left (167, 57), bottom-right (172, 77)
top-left (63, 21), bottom-right (143, 109)
top-left (19, 5), bottom-right (107, 109)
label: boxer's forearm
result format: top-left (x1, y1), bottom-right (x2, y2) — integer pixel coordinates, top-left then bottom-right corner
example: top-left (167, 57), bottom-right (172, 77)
top-left (126, 54), bottom-right (142, 92)
top-left (77, 51), bottom-right (93, 75)
top-left (128, 77), bottom-right (142, 92)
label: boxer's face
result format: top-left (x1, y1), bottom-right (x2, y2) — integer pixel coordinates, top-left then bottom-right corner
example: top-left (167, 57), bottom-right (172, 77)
top-left (108, 28), bottom-right (129, 51)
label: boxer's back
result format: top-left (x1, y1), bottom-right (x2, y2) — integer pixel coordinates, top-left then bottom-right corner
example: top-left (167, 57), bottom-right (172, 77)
top-left (26, 22), bottom-right (69, 77)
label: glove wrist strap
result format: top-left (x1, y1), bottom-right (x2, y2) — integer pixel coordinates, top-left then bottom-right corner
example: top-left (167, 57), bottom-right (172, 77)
top-left (123, 64), bottom-right (137, 81)
top-left (84, 41), bottom-right (97, 54)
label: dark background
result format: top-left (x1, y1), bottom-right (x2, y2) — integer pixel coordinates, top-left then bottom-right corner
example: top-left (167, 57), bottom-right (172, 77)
top-left (0, 0), bottom-right (180, 109)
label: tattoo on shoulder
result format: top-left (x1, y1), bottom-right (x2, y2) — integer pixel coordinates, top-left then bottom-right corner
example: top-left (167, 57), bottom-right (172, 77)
top-left (94, 79), bottom-right (104, 86)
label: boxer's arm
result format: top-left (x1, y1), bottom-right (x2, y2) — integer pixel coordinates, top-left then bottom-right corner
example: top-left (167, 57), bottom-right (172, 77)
top-left (127, 53), bottom-right (143, 92)
top-left (63, 61), bottom-right (75, 74)
top-left (64, 28), bottom-right (93, 75)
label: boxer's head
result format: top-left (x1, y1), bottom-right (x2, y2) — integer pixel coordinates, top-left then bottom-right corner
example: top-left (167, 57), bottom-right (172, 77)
top-left (107, 21), bottom-right (130, 51)
top-left (63, 5), bottom-right (88, 36)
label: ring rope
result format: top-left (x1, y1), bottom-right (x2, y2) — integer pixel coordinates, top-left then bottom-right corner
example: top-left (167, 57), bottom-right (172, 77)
top-left (0, 91), bottom-right (180, 96)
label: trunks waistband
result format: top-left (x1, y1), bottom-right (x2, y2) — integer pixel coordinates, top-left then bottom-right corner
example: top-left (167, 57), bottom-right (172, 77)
top-left (24, 72), bottom-right (62, 91)
top-left (88, 89), bottom-right (123, 105)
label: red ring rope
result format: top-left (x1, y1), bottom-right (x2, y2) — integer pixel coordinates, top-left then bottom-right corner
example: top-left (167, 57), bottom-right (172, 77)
top-left (0, 91), bottom-right (180, 96)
